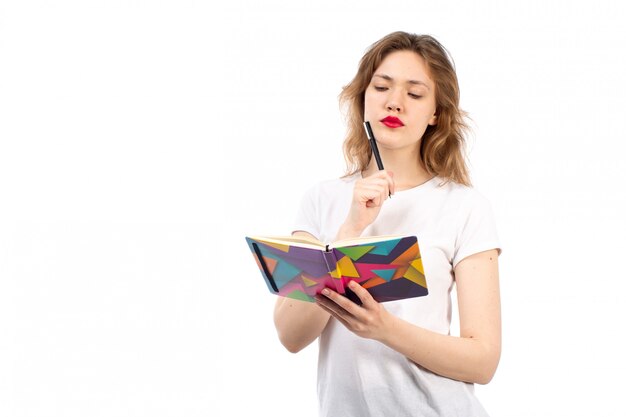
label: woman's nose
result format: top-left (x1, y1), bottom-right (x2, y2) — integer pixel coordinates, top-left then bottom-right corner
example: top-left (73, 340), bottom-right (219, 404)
top-left (386, 102), bottom-right (402, 112)
top-left (386, 91), bottom-right (403, 112)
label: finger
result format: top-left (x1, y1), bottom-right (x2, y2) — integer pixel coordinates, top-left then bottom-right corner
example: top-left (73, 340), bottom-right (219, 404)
top-left (346, 280), bottom-right (377, 309)
top-left (320, 287), bottom-right (363, 317)
top-left (365, 193), bottom-right (382, 208)
top-left (315, 292), bottom-right (351, 317)
top-left (359, 186), bottom-right (385, 207)
top-left (375, 171), bottom-right (394, 197)
top-left (357, 180), bottom-right (387, 194)
top-left (387, 171), bottom-right (395, 195)
top-left (367, 176), bottom-right (393, 199)
top-left (370, 170), bottom-right (394, 187)
top-left (358, 183), bottom-right (385, 198)
top-left (315, 291), bottom-right (356, 324)
top-left (364, 177), bottom-right (391, 190)
top-left (362, 182), bottom-right (389, 206)
top-left (315, 299), bottom-right (353, 329)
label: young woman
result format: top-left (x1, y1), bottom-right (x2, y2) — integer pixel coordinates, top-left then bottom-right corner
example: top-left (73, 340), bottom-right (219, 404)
top-left (274, 31), bottom-right (501, 416)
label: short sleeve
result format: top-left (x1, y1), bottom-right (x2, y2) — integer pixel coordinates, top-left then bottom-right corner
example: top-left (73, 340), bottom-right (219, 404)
top-left (453, 191), bottom-right (501, 268)
top-left (292, 184), bottom-right (321, 239)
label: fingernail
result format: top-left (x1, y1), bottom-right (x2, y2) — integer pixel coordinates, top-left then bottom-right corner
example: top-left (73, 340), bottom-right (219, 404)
top-left (322, 289), bottom-right (330, 296)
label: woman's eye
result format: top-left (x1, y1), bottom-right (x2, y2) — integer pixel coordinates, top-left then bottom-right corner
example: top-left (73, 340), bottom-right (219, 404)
top-left (374, 86), bottom-right (388, 91)
top-left (408, 93), bottom-right (422, 99)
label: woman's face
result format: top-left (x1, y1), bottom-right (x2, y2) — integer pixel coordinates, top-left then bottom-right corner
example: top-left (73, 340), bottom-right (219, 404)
top-left (363, 50), bottom-right (438, 153)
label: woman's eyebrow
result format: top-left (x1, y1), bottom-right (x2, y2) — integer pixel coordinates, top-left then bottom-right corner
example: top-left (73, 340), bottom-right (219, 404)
top-left (373, 73), bottom-right (431, 90)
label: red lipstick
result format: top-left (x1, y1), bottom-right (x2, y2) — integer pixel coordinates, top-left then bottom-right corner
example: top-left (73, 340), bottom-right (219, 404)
top-left (380, 116), bottom-right (404, 128)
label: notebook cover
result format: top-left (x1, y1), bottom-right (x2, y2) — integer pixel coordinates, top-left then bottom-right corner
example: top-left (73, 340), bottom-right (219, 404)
top-left (246, 236), bottom-right (428, 303)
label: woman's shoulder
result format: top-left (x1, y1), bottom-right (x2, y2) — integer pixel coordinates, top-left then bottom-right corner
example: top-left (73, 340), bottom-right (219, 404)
top-left (433, 178), bottom-right (493, 209)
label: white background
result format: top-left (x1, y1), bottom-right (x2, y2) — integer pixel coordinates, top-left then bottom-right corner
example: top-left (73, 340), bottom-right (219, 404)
top-left (1, 1), bottom-right (625, 416)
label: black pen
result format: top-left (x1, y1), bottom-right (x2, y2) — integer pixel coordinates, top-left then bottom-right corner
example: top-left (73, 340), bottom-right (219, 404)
top-left (363, 121), bottom-right (391, 197)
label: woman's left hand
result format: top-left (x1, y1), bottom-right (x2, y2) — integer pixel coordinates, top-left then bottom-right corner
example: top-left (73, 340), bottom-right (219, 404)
top-left (314, 280), bottom-right (395, 341)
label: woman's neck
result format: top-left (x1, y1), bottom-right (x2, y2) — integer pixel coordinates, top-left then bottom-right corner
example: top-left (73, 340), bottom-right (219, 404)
top-left (362, 147), bottom-right (433, 191)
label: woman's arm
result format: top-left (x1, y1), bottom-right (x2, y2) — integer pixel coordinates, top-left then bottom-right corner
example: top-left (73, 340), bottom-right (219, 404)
top-left (315, 249), bottom-right (501, 384)
top-left (275, 170), bottom-right (394, 353)
top-left (273, 231), bottom-right (331, 353)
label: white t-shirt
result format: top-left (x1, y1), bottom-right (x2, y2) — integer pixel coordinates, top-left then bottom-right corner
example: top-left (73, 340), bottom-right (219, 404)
top-left (293, 173), bottom-right (501, 417)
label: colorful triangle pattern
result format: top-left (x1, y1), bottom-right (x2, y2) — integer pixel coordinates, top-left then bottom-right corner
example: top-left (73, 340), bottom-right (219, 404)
top-left (246, 235), bottom-right (427, 303)
top-left (336, 245), bottom-right (375, 261)
top-left (372, 268), bottom-right (396, 282)
top-left (370, 238), bottom-right (401, 256)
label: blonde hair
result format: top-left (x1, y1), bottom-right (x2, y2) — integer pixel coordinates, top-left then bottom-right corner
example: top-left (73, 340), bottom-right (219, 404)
top-left (340, 31), bottom-right (471, 186)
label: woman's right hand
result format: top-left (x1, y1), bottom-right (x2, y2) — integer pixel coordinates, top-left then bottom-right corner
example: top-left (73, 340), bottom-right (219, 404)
top-left (337, 170), bottom-right (395, 240)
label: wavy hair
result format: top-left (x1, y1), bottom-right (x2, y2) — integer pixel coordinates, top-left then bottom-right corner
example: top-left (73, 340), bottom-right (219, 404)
top-left (340, 31), bottom-right (471, 186)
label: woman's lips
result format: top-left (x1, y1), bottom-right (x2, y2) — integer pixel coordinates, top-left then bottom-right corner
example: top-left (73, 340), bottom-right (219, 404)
top-left (380, 116), bottom-right (404, 128)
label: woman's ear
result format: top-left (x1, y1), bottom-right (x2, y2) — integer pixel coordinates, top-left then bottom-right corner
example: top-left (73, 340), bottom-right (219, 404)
top-left (428, 113), bottom-right (438, 126)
